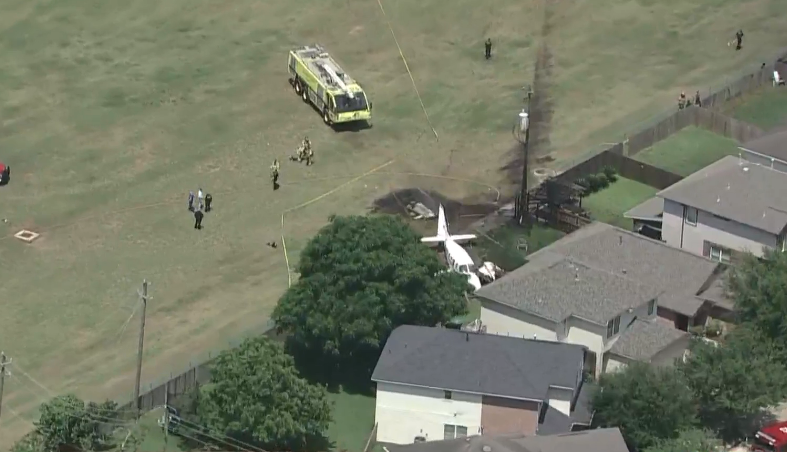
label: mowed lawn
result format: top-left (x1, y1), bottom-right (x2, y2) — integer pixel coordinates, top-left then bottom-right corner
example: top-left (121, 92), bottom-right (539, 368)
top-left (728, 87), bottom-right (787, 130)
top-left (632, 126), bottom-right (742, 176)
top-left (1, 0), bottom-right (787, 446)
top-left (582, 177), bottom-right (658, 229)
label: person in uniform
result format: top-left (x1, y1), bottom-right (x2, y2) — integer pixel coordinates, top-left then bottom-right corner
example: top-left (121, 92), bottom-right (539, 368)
top-left (270, 159), bottom-right (280, 190)
top-left (735, 29), bottom-right (744, 50)
top-left (677, 91), bottom-right (687, 109)
top-left (694, 91), bottom-right (702, 108)
top-left (194, 209), bottom-right (204, 230)
top-left (305, 145), bottom-right (314, 166)
top-left (188, 191), bottom-right (195, 211)
top-left (485, 38), bottom-right (492, 60)
top-left (205, 193), bottom-right (213, 212)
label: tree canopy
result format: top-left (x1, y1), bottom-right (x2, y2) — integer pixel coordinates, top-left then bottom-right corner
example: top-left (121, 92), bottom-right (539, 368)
top-left (728, 249), bottom-right (787, 342)
top-left (273, 214), bottom-right (469, 369)
top-left (591, 363), bottom-right (697, 450)
top-left (679, 328), bottom-right (787, 441)
top-left (34, 395), bottom-right (116, 452)
top-left (199, 336), bottom-right (332, 450)
top-left (643, 428), bottom-right (721, 452)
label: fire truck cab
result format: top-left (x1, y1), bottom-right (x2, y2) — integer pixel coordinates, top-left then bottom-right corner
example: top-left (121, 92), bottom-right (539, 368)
top-left (752, 421), bottom-right (787, 452)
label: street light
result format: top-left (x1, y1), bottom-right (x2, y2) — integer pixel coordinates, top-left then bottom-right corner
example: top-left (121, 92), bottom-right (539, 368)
top-left (514, 87), bottom-right (533, 225)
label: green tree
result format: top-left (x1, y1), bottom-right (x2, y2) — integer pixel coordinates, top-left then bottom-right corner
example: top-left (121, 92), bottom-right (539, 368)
top-left (644, 428), bottom-right (721, 452)
top-left (679, 328), bottom-right (787, 441)
top-left (591, 363), bottom-right (697, 450)
top-left (273, 215), bottom-right (469, 370)
top-left (728, 249), bottom-right (787, 341)
top-left (35, 394), bottom-right (102, 452)
top-left (199, 337), bottom-right (332, 450)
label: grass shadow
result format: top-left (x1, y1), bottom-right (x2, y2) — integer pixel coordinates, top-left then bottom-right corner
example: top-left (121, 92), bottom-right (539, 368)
top-left (332, 121), bottom-right (373, 133)
top-left (285, 337), bottom-right (376, 396)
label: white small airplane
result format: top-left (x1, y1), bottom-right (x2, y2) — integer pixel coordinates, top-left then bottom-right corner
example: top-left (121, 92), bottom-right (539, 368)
top-left (421, 204), bottom-right (482, 291)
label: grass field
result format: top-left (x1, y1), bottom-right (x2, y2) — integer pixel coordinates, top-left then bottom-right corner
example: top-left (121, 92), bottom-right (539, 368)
top-left (632, 126), bottom-right (742, 176)
top-left (582, 177), bottom-right (658, 229)
top-left (2, 0), bottom-right (787, 446)
top-left (326, 390), bottom-right (376, 452)
top-left (727, 87), bottom-right (787, 130)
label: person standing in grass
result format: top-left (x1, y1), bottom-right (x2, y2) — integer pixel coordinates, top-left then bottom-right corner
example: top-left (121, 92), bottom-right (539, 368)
top-left (485, 38), bottom-right (492, 60)
top-left (188, 191), bottom-right (195, 211)
top-left (194, 209), bottom-right (204, 230)
top-left (205, 193), bottom-right (213, 212)
top-left (197, 188), bottom-right (205, 210)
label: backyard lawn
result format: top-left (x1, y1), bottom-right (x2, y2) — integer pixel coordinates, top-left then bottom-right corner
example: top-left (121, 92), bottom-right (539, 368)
top-left (632, 126), bottom-right (742, 176)
top-left (326, 390), bottom-right (377, 452)
top-left (581, 177), bottom-right (658, 229)
top-left (471, 223), bottom-right (565, 272)
top-left (727, 87), bottom-right (787, 130)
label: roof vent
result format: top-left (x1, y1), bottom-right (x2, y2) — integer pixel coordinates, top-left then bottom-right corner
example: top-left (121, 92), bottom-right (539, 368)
top-left (717, 197), bottom-right (721, 203)
top-left (743, 167), bottom-right (750, 172)
top-left (575, 273), bottom-right (579, 281)
top-left (483, 446), bottom-right (492, 452)
top-left (727, 183), bottom-right (731, 190)
top-left (622, 269), bottom-right (627, 274)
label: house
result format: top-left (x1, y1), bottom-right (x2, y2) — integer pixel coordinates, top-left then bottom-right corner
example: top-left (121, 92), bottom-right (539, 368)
top-left (476, 222), bottom-right (728, 376)
top-left (384, 427), bottom-right (629, 452)
top-left (658, 155), bottom-right (787, 259)
top-left (371, 325), bottom-right (592, 445)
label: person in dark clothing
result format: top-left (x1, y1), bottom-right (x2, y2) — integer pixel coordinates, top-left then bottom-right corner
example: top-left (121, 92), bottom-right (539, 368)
top-left (694, 91), bottom-right (702, 108)
top-left (736, 30), bottom-right (744, 50)
top-left (205, 193), bottom-right (213, 212)
top-left (188, 191), bottom-right (195, 211)
top-left (194, 209), bottom-right (204, 229)
top-left (484, 38), bottom-right (492, 60)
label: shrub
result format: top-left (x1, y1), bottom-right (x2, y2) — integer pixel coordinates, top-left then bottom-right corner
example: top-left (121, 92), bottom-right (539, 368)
top-left (595, 172), bottom-right (610, 189)
top-left (602, 166), bottom-right (618, 183)
top-left (584, 174), bottom-right (601, 193)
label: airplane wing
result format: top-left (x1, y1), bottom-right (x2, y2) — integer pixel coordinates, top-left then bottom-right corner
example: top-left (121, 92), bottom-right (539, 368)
top-left (450, 234), bottom-right (477, 244)
top-left (421, 236), bottom-right (444, 245)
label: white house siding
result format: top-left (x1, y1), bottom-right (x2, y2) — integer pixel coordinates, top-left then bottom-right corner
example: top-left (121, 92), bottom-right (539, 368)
top-left (603, 354), bottom-right (630, 373)
top-left (546, 387), bottom-right (573, 416)
top-left (650, 336), bottom-right (691, 367)
top-left (566, 318), bottom-right (604, 376)
top-left (374, 382), bottom-right (482, 444)
top-left (662, 198), bottom-right (777, 258)
top-left (480, 302), bottom-right (557, 341)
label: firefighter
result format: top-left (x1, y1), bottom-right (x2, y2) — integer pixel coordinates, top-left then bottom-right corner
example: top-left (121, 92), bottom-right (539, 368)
top-left (270, 159), bottom-right (280, 190)
top-left (677, 91), bottom-right (687, 109)
top-left (484, 38), bottom-right (492, 60)
top-left (305, 145), bottom-right (314, 166)
top-left (194, 209), bottom-right (204, 230)
top-left (205, 193), bottom-right (213, 212)
top-left (694, 91), bottom-right (702, 108)
top-left (735, 29), bottom-right (744, 50)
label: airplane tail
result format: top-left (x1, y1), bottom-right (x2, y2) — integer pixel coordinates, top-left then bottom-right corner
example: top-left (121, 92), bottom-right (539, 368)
top-left (421, 205), bottom-right (448, 244)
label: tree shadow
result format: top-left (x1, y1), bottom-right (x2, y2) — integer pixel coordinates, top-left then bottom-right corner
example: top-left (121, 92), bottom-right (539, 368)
top-left (286, 338), bottom-right (376, 396)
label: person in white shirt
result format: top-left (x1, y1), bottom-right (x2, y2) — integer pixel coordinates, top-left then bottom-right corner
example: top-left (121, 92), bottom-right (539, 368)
top-left (197, 188), bottom-right (204, 210)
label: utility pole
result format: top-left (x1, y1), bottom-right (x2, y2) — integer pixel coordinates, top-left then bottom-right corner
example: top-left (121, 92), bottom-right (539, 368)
top-left (0, 352), bottom-right (11, 421)
top-left (515, 87), bottom-right (533, 225)
top-left (133, 280), bottom-right (149, 419)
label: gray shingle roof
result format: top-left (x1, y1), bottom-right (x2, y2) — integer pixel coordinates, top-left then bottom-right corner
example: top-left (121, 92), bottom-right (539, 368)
top-left (742, 127), bottom-right (787, 162)
top-left (477, 222), bottom-right (721, 321)
top-left (372, 325), bottom-right (585, 400)
top-left (537, 383), bottom-right (594, 436)
top-left (624, 196), bottom-right (664, 220)
top-left (696, 275), bottom-right (735, 311)
top-left (386, 428), bottom-right (628, 452)
top-left (609, 319), bottom-right (689, 361)
top-left (475, 256), bottom-right (662, 324)
top-left (657, 156), bottom-right (787, 234)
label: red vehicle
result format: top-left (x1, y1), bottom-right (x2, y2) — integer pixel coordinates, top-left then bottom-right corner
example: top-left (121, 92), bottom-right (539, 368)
top-left (752, 421), bottom-right (787, 452)
top-left (0, 162), bottom-right (8, 185)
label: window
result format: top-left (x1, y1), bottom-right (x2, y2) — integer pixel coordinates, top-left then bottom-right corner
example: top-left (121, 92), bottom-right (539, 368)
top-left (444, 390), bottom-right (452, 400)
top-left (710, 245), bottom-right (731, 264)
top-left (647, 299), bottom-right (656, 316)
top-left (443, 424), bottom-right (468, 440)
top-left (606, 316), bottom-right (621, 338)
top-left (684, 206), bottom-right (698, 226)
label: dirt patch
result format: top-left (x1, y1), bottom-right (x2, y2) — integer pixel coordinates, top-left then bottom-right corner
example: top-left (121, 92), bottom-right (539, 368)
top-left (371, 188), bottom-right (499, 235)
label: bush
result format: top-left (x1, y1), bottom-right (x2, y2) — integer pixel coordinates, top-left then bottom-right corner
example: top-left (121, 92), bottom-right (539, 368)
top-left (585, 174), bottom-right (601, 193)
top-left (595, 172), bottom-right (610, 189)
top-left (602, 166), bottom-right (618, 183)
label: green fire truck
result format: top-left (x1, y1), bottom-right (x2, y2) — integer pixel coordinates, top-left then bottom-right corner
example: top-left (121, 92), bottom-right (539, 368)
top-left (287, 44), bottom-right (372, 126)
